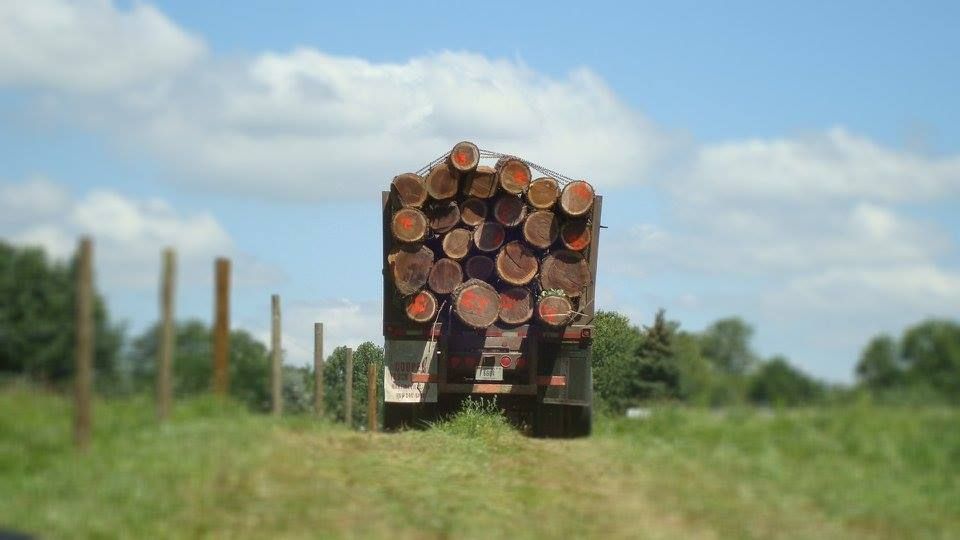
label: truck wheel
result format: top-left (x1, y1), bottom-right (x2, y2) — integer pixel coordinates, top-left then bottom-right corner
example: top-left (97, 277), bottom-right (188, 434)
top-left (566, 404), bottom-right (592, 438)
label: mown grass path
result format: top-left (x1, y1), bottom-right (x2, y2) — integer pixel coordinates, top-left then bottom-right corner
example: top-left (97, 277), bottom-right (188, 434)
top-left (2, 387), bottom-right (958, 539)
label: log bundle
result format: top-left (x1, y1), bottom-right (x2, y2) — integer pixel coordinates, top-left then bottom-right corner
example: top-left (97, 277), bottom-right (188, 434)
top-left (387, 142), bottom-right (597, 327)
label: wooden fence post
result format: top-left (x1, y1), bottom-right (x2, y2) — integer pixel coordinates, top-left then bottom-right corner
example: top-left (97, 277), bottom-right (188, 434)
top-left (157, 248), bottom-right (176, 421)
top-left (271, 294), bottom-right (282, 417)
top-left (314, 323), bottom-right (324, 417)
top-left (345, 348), bottom-right (353, 426)
top-left (213, 258), bottom-right (231, 395)
top-left (74, 237), bottom-right (93, 450)
top-left (367, 363), bottom-right (377, 433)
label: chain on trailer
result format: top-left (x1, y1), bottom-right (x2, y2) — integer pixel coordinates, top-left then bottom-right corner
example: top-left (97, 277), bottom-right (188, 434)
top-left (415, 148), bottom-right (578, 186)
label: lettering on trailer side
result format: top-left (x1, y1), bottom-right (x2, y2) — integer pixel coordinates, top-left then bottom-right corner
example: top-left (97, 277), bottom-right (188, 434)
top-left (385, 340), bottom-right (438, 403)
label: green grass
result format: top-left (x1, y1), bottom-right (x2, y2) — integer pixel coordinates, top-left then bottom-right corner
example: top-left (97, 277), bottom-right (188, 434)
top-left (1, 384), bottom-right (958, 539)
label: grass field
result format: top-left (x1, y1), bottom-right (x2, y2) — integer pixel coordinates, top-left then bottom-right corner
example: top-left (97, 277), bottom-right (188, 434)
top-left (2, 385), bottom-right (958, 539)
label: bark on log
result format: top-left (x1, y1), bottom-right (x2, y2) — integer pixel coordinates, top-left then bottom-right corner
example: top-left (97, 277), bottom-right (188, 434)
top-left (426, 200), bottom-right (460, 234)
top-left (493, 195), bottom-right (528, 228)
top-left (451, 279), bottom-right (500, 328)
top-left (560, 219), bottom-right (592, 251)
top-left (459, 197), bottom-right (488, 227)
top-left (496, 157), bottom-right (532, 194)
top-left (428, 258), bottom-right (463, 295)
top-left (391, 208), bottom-right (428, 243)
top-left (522, 210), bottom-right (560, 250)
top-left (498, 287), bottom-right (534, 326)
top-left (537, 295), bottom-right (574, 327)
top-left (495, 241), bottom-right (539, 286)
top-left (442, 228), bottom-right (472, 260)
top-left (540, 249), bottom-right (590, 298)
top-left (391, 173), bottom-right (427, 208)
top-left (473, 221), bottom-right (506, 253)
top-left (388, 244), bottom-right (434, 296)
top-left (527, 177), bottom-right (559, 210)
top-left (462, 165), bottom-right (498, 199)
top-left (405, 290), bottom-right (438, 323)
top-left (559, 180), bottom-right (595, 217)
top-left (425, 163), bottom-right (459, 200)
top-left (464, 255), bottom-right (495, 282)
top-left (448, 141), bottom-right (480, 174)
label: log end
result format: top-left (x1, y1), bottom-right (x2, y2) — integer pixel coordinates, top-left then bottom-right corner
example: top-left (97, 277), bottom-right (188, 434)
top-left (449, 141), bottom-right (480, 173)
top-left (441, 228), bottom-right (473, 260)
top-left (462, 165), bottom-right (498, 199)
top-left (405, 290), bottom-right (438, 323)
top-left (499, 287), bottom-right (534, 326)
top-left (495, 241), bottom-right (538, 286)
top-left (452, 279), bottom-right (500, 328)
top-left (493, 195), bottom-right (528, 228)
top-left (560, 219), bottom-right (592, 251)
top-left (537, 295), bottom-right (573, 327)
top-left (428, 258), bottom-right (463, 295)
top-left (460, 197), bottom-right (488, 227)
top-left (527, 177), bottom-right (559, 210)
top-left (391, 173), bottom-right (427, 208)
top-left (497, 158), bottom-right (532, 195)
top-left (522, 210), bottom-right (560, 250)
top-left (464, 255), bottom-right (495, 282)
top-left (473, 221), bottom-right (506, 253)
top-left (391, 208), bottom-right (428, 243)
top-left (426, 163), bottom-right (459, 200)
top-left (560, 180), bottom-right (595, 217)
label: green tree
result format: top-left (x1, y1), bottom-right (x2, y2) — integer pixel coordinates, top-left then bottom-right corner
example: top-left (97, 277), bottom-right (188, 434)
top-left (0, 242), bottom-right (123, 385)
top-left (900, 320), bottom-right (960, 402)
top-left (855, 334), bottom-right (902, 390)
top-left (322, 342), bottom-right (384, 428)
top-left (749, 356), bottom-right (823, 406)
top-left (700, 317), bottom-right (757, 376)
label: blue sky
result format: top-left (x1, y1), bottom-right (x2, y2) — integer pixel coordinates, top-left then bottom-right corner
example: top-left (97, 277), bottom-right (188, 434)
top-left (1, 0), bottom-right (958, 381)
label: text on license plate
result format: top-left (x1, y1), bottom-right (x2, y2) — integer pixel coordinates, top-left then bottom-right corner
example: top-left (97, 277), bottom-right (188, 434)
top-left (475, 366), bottom-right (503, 381)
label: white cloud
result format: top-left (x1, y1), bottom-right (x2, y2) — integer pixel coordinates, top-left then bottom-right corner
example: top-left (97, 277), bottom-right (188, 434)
top-left (0, 0), bottom-right (205, 93)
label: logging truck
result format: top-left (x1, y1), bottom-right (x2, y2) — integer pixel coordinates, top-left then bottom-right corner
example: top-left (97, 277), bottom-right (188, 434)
top-left (382, 142), bottom-right (600, 437)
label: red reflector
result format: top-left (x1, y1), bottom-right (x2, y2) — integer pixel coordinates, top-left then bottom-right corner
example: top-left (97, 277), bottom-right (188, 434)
top-left (516, 356), bottom-right (527, 369)
top-left (450, 356), bottom-right (461, 368)
top-left (500, 355), bottom-right (511, 368)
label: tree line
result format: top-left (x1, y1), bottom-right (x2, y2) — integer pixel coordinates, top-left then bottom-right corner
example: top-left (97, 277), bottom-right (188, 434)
top-left (2, 241), bottom-right (958, 415)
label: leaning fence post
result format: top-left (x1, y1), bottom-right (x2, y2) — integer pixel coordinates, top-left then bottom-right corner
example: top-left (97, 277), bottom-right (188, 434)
top-left (74, 237), bottom-right (94, 450)
top-left (213, 258), bottom-right (231, 396)
top-left (367, 362), bottom-right (378, 433)
top-left (344, 348), bottom-right (353, 426)
top-left (157, 248), bottom-right (176, 421)
top-left (314, 323), bottom-right (324, 417)
top-left (271, 294), bottom-right (282, 417)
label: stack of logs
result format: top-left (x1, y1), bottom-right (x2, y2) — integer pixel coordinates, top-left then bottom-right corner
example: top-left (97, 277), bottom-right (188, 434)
top-left (388, 141), bottom-right (596, 329)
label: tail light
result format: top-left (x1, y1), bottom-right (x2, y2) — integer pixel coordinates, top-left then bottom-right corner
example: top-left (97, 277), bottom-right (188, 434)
top-left (500, 355), bottom-right (512, 368)
top-left (515, 356), bottom-right (527, 369)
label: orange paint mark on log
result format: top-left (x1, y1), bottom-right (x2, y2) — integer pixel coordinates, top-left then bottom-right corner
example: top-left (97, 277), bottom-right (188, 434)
top-left (409, 293), bottom-right (429, 316)
top-left (454, 150), bottom-right (469, 166)
top-left (461, 289), bottom-right (490, 312)
top-left (399, 215), bottom-right (414, 230)
top-left (500, 293), bottom-right (517, 310)
top-left (513, 167), bottom-right (529, 185)
top-left (574, 182), bottom-right (592, 200)
top-left (563, 227), bottom-right (590, 250)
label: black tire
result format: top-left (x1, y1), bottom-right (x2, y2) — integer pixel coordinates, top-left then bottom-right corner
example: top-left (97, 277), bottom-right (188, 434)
top-left (567, 404), bottom-right (592, 438)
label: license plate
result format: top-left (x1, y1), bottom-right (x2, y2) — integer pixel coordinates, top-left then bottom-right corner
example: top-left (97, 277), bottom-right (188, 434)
top-left (475, 365), bottom-right (503, 381)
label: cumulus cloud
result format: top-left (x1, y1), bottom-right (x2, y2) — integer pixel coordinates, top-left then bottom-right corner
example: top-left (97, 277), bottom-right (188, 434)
top-left (0, 0), bottom-right (205, 93)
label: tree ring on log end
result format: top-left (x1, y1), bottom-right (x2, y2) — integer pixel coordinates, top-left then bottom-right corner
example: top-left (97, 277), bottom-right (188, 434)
top-left (527, 177), bottom-right (559, 210)
top-left (559, 180), bottom-right (595, 217)
top-left (391, 173), bottom-right (427, 208)
top-left (425, 163), bottom-right (459, 200)
top-left (522, 210), bottom-right (560, 249)
top-left (498, 287), bottom-right (533, 325)
top-left (473, 221), bottom-right (506, 253)
top-left (493, 195), bottom-right (528, 228)
top-left (391, 208), bottom-right (428, 243)
top-left (426, 200), bottom-right (460, 234)
top-left (451, 279), bottom-right (500, 328)
top-left (460, 197), bottom-right (488, 227)
top-left (388, 244), bottom-right (434, 296)
top-left (442, 228), bottom-right (472, 260)
top-left (428, 258), bottom-right (463, 295)
top-left (462, 165), bottom-right (498, 199)
top-left (537, 295), bottom-right (573, 327)
top-left (448, 141), bottom-right (480, 173)
top-left (540, 249), bottom-right (590, 298)
top-left (405, 290), bottom-right (438, 323)
top-left (495, 241), bottom-right (539, 286)
top-left (560, 219), bottom-right (592, 251)
top-left (496, 157), bottom-right (532, 195)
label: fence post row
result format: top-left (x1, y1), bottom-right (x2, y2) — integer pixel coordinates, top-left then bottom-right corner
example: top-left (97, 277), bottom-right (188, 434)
top-left (271, 294), bottom-right (282, 416)
top-left (74, 237), bottom-right (94, 451)
top-left (158, 248), bottom-right (176, 421)
top-left (213, 258), bottom-right (231, 396)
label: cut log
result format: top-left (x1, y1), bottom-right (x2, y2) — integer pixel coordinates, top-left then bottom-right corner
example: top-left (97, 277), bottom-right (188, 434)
top-left (522, 210), bottom-right (560, 249)
top-left (462, 165), bottom-right (498, 199)
top-left (498, 287), bottom-right (533, 326)
top-left (496, 157), bottom-right (532, 194)
top-left (493, 195), bottom-right (528, 227)
top-left (405, 290), bottom-right (438, 323)
top-left (425, 163), bottom-right (459, 200)
top-left (540, 249), bottom-right (590, 298)
top-left (451, 279), bottom-right (500, 328)
top-left (537, 295), bottom-right (574, 327)
top-left (559, 180), bottom-right (595, 217)
top-left (464, 255), bottom-right (495, 281)
top-left (391, 173), bottom-right (427, 208)
top-left (527, 177), bottom-right (559, 210)
top-left (428, 258), bottom-right (463, 295)
top-left (460, 197), bottom-right (488, 227)
top-left (473, 221), bottom-right (506, 253)
top-left (426, 200), bottom-right (460, 234)
top-left (495, 241), bottom-right (539, 286)
top-left (441, 228), bottom-right (472, 260)
top-left (560, 219), bottom-right (592, 251)
top-left (390, 208), bottom-right (428, 243)
top-left (388, 244), bottom-right (434, 296)
top-left (448, 141), bottom-right (480, 174)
